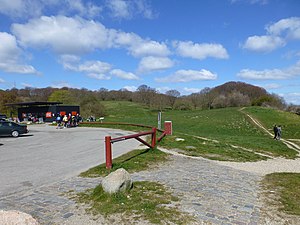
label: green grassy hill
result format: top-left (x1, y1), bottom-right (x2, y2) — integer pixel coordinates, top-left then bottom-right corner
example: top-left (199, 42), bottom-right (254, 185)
top-left (87, 101), bottom-right (300, 162)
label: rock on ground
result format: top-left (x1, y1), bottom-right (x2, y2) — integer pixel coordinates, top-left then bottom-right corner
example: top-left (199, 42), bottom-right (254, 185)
top-left (0, 210), bottom-right (39, 225)
top-left (102, 168), bottom-right (132, 194)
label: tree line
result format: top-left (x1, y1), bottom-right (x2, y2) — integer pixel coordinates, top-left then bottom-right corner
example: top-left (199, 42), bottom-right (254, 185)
top-left (1, 82), bottom-right (299, 118)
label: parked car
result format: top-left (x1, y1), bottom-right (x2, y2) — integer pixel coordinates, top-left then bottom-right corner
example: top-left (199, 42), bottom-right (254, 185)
top-left (0, 114), bottom-right (7, 121)
top-left (0, 121), bottom-right (29, 137)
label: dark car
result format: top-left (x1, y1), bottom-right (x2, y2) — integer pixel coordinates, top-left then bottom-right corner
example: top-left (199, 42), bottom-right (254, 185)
top-left (0, 114), bottom-right (7, 121)
top-left (0, 121), bottom-right (29, 137)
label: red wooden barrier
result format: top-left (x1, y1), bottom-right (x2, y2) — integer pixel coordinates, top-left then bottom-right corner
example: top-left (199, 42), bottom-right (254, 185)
top-left (104, 122), bottom-right (172, 169)
top-left (105, 127), bottom-right (157, 169)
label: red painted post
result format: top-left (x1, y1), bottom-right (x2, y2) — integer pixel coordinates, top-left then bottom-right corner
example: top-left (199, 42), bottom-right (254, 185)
top-left (151, 127), bottom-right (156, 148)
top-left (105, 136), bottom-right (112, 169)
top-left (164, 121), bottom-right (172, 135)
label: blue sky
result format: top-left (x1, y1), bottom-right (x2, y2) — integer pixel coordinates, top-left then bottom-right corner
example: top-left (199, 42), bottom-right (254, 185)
top-left (0, 0), bottom-right (300, 104)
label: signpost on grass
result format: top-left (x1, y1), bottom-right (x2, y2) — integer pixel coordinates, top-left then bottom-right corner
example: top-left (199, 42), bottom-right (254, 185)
top-left (158, 111), bottom-right (162, 130)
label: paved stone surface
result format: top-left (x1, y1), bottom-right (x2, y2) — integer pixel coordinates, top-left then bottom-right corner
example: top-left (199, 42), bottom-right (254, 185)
top-left (0, 153), bottom-right (263, 224)
top-left (0, 177), bottom-right (101, 225)
top-left (132, 155), bottom-right (262, 225)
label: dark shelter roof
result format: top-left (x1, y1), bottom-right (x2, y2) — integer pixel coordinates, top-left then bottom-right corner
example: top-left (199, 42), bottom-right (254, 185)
top-left (5, 101), bottom-right (63, 107)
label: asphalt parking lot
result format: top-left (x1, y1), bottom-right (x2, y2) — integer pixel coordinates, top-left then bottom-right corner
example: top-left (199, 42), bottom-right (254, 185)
top-left (0, 124), bottom-right (141, 196)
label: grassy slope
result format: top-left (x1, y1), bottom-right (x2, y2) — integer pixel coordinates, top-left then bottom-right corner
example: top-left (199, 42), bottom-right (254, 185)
top-left (85, 101), bottom-right (299, 161)
top-left (243, 106), bottom-right (300, 139)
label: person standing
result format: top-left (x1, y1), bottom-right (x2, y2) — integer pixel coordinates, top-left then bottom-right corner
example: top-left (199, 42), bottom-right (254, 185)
top-left (56, 114), bottom-right (62, 129)
top-left (277, 125), bottom-right (282, 140)
top-left (63, 114), bottom-right (68, 128)
top-left (273, 125), bottom-right (278, 140)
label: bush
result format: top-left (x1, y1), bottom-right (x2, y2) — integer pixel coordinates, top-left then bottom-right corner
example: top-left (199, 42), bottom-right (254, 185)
top-left (173, 99), bottom-right (194, 110)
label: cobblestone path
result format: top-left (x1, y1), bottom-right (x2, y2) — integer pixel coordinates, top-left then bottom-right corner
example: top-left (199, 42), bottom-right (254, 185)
top-left (0, 154), bottom-right (262, 225)
top-left (133, 155), bottom-right (261, 225)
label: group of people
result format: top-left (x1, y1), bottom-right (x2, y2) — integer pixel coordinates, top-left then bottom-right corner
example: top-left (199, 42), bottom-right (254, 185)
top-left (56, 113), bottom-right (82, 129)
top-left (273, 124), bottom-right (282, 140)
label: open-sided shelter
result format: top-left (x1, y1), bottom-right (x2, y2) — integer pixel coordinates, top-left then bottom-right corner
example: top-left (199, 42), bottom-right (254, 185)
top-left (5, 102), bottom-right (80, 122)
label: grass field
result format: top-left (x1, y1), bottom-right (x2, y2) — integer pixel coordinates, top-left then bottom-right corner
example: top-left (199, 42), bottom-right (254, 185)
top-left (82, 101), bottom-right (299, 161)
top-left (262, 173), bottom-right (300, 216)
top-left (243, 107), bottom-right (300, 139)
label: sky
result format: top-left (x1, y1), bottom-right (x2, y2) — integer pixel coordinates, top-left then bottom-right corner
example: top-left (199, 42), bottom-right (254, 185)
top-left (0, 0), bottom-right (300, 104)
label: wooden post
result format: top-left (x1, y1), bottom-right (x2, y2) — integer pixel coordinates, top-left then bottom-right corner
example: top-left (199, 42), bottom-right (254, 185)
top-left (105, 136), bottom-right (112, 169)
top-left (151, 127), bottom-right (156, 148)
top-left (164, 121), bottom-right (172, 135)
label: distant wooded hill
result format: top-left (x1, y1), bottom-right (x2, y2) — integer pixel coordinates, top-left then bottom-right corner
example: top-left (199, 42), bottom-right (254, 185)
top-left (1, 81), bottom-right (299, 117)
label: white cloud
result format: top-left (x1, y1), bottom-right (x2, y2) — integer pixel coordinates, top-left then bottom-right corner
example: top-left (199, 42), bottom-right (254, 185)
top-left (183, 87), bottom-right (202, 93)
top-left (0, 78), bottom-right (5, 83)
top-left (12, 16), bottom-right (111, 55)
top-left (123, 85), bottom-right (137, 92)
top-left (0, 0), bottom-right (101, 19)
top-left (0, 0), bottom-right (42, 18)
top-left (129, 40), bottom-right (170, 57)
top-left (243, 35), bottom-right (285, 52)
top-left (106, 0), bottom-right (131, 19)
top-left (267, 17), bottom-right (300, 40)
top-left (110, 69), bottom-right (139, 80)
top-left (138, 56), bottom-right (174, 73)
top-left (61, 57), bottom-right (112, 79)
top-left (0, 32), bottom-right (38, 74)
top-left (78, 61), bottom-right (112, 74)
top-left (243, 17), bottom-right (300, 52)
top-left (112, 31), bottom-right (170, 57)
top-left (237, 60), bottom-right (300, 80)
top-left (106, 0), bottom-right (156, 20)
top-left (134, 0), bottom-right (156, 19)
top-left (282, 50), bottom-right (300, 59)
top-left (62, 57), bottom-right (111, 74)
top-left (87, 73), bottom-right (111, 80)
top-left (173, 41), bottom-right (229, 60)
top-left (280, 92), bottom-right (300, 105)
top-left (263, 83), bottom-right (282, 89)
top-left (12, 15), bottom-right (170, 59)
top-left (60, 54), bottom-right (81, 64)
top-left (65, 0), bottom-right (102, 18)
top-left (156, 69), bottom-right (217, 83)
top-left (155, 86), bottom-right (171, 93)
top-left (61, 57), bottom-right (138, 80)
top-left (21, 82), bottom-right (33, 88)
top-left (51, 81), bottom-right (73, 88)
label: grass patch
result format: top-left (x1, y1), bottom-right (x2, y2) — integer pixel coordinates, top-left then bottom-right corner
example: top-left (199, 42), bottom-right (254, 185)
top-left (75, 181), bottom-right (194, 224)
top-left (162, 107), bottom-right (297, 159)
top-left (80, 101), bottom-right (300, 161)
top-left (80, 148), bottom-right (169, 178)
top-left (160, 134), bottom-right (268, 162)
top-left (102, 101), bottom-right (157, 126)
top-left (262, 173), bottom-right (300, 215)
